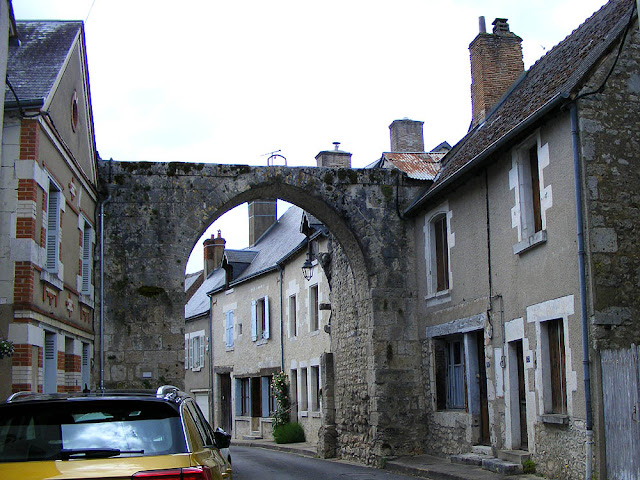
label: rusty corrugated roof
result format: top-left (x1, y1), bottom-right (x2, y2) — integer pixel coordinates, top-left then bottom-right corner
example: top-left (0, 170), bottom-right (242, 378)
top-left (380, 152), bottom-right (444, 180)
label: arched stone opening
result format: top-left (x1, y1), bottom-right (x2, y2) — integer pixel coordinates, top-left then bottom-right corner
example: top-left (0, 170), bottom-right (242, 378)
top-left (98, 160), bottom-right (427, 464)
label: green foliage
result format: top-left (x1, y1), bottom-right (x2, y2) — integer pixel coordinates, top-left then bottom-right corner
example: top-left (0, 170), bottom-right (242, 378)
top-left (271, 371), bottom-right (291, 430)
top-left (523, 459), bottom-right (536, 474)
top-left (0, 338), bottom-right (14, 359)
top-left (273, 422), bottom-right (305, 444)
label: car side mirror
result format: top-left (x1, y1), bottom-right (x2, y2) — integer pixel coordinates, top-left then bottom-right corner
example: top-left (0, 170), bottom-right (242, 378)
top-left (213, 429), bottom-right (231, 449)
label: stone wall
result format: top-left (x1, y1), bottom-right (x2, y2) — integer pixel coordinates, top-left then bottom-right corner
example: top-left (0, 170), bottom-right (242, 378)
top-left (579, 21), bottom-right (640, 350)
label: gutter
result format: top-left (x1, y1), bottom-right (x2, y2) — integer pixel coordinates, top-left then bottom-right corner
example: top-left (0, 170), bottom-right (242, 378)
top-left (404, 93), bottom-right (566, 216)
top-left (570, 102), bottom-right (594, 480)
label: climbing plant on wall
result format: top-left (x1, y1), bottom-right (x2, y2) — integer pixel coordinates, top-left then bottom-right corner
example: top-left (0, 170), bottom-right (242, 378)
top-left (271, 371), bottom-right (291, 430)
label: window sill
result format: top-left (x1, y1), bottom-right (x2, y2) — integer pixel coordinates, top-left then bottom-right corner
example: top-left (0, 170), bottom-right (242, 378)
top-left (191, 366), bottom-right (202, 372)
top-left (79, 293), bottom-right (94, 308)
top-left (225, 346), bottom-right (234, 352)
top-left (311, 411), bottom-right (321, 418)
top-left (541, 413), bottom-right (569, 425)
top-left (300, 411), bottom-right (308, 417)
top-left (425, 289), bottom-right (451, 307)
top-left (40, 269), bottom-right (63, 290)
top-left (513, 230), bottom-right (547, 255)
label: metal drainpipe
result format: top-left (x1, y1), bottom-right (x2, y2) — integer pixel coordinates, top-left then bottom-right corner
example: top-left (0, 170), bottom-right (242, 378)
top-left (98, 193), bottom-right (111, 390)
top-left (570, 102), bottom-right (594, 480)
top-left (278, 264), bottom-right (285, 371)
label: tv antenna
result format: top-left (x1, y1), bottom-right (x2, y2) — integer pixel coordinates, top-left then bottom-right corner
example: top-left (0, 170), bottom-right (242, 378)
top-left (263, 149), bottom-right (287, 166)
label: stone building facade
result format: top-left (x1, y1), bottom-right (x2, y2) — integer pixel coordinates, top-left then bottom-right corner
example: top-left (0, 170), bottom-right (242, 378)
top-left (1, 20), bottom-right (98, 399)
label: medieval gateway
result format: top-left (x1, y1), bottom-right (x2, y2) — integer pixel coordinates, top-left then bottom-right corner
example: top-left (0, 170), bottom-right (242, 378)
top-left (2, 1), bottom-right (639, 479)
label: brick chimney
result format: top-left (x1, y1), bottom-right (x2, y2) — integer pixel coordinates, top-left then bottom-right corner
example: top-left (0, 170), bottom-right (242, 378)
top-left (315, 142), bottom-right (352, 168)
top-left (249, 200), bottom-right (277, 246)
top-left (203, 230), bottom-right (226, 277)
top-left (469, 17), bottom-right (524, 128)
top-left (389, 118), bottom-right (425, 152)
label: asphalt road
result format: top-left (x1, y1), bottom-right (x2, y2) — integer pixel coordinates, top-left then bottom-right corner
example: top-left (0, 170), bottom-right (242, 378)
top-left (229, 445), bottom-right (418, 479)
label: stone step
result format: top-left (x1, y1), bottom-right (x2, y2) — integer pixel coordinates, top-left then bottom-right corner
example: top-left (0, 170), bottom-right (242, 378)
top-left (242, 432), bottom-right (263, 440)
top-left (451, 453), bottom-right (484, 466)
top-left (482, 457), bottom-right (524, 475)
top-left (497, 449), bottom-right (530, 465)
top-left (471, 445), bottom-right (493, 456)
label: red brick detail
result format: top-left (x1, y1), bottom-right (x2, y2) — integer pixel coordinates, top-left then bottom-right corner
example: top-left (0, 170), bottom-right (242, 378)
top-left (17, 178), bottom-right (38, 202)
top-left (57, 351), bottom-right (65, 370)
top-left (40, 226), bottom-right (46, 247)
top-left (12, 383), bottom-right (32, 393)
top-left (19, 120), bottom-right (40, 161)
top-left (65, 353), bottom-right (81, 373)
top-left (37, 346), bottom-right (43, 368)
top-left (42, 189), bottom-right (47, 213)
top-left (16, 217), bottom-right (36, 240)
top-left (14, 262), bottom-right (35, 303)
top-left (11, 344), bottom-right (33, 367)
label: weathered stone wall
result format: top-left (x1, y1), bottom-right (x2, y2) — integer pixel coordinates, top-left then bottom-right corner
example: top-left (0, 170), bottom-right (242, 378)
top-left (580, 20), bottom-right (640, 351)
top-left (532, 420), bottom-right (588, 480)
top-left (98, 161), bottom-right (426, 464)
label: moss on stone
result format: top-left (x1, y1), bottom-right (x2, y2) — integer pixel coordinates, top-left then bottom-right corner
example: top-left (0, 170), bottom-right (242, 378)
top-left (137, 285), bottom-right (166, 297)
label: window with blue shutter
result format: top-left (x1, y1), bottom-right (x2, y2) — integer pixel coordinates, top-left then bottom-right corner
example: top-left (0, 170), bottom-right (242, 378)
top-left (261, 376), bottom-right (270, 417)
top-left (46, 184), bottom-right (61, 273)
top-left (251, 300), bottom-right (257, 341)
top-left (81, 220), bottom-right (92, 294)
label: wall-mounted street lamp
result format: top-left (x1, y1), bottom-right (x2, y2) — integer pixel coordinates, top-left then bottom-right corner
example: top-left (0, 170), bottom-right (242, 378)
top-left (301, 234), bottom-right (330, 282)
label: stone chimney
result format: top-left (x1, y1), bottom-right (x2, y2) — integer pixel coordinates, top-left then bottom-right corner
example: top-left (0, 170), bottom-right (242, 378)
top-left (203, 230), bottom-right (226, 277)
top-left (315, 142), bottom-right (352, 168)
top-left (469, 17), bottom-right (524, 128)
top-left (389, 118), bottom-right (425, 152)
top-left (249, 200), bottom-right (277, 246)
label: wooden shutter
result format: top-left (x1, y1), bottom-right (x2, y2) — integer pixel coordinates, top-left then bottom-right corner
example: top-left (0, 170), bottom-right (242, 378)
top-left (235, 379), bottom-right (242, 416)
top-left (548, 319), bottom-right (567, 413)
top-left (251, 300), bottom-right (257, 341)
top-left (199, 335), bottom-right (205, 368)
top-left (46, 190), bottom-right (60, 271)
top-left (81, 223), bottom-right (92, 293)
top-left (261, 376), bottom-right (270, 417)
top-left (529, 145), bottom-right (542, 233)
top-left (185, 334), bottom-right (189, 369)
top-left (434, 215), bottom-right (449, 292)
top-left (263, 297), bottom-right (270, 339)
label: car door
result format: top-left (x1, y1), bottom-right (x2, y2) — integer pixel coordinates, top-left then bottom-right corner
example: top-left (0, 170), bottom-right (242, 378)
top-left (182, 401), bottom-right (231, 479)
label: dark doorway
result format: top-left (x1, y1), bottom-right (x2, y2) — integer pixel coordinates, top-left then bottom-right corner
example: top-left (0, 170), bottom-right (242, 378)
top-left (515, 340), bottom-right (528, 450)
top-left (476, 332), bottom-right (490, 445)
top-left (220, 374), bottom-right (232, 433)
top-left (250, 377), bottom-right (262, 432)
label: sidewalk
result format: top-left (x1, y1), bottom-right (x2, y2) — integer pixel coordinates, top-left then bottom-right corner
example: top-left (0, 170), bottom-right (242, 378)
top-left (231, 438), bottom-right (541, 480)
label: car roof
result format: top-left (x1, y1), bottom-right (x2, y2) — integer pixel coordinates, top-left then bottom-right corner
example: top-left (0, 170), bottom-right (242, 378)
top-left (3, 385), bottom-right (192, 407)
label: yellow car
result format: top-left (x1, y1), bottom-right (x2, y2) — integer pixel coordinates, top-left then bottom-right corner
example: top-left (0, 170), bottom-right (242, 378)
top-left (0, 386), bottom-right (232, 480)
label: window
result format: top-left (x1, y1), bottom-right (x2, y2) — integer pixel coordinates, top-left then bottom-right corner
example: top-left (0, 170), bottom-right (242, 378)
top-left (225, 311), bottom-right (234, 348)
top-left (268, 376), bottom-right (277, 415)
top-left (289, 295), bottom-right (297, 337)
top-left (45, 182), bottom-right (61, 273)
top-left (310, 366), bottom-right (320, 412)
top-left (542, 319), bottom-right (567, 414)
top-left (511, 136), bottom-right (550, 254)
top-left (251, 297), bottom-right (270, 341)
top-left (434, 337), bottom-right (465, 410)
top-left (425, 207), bottom-right (453, 298)
top-left (80, 219), bottom-right (93, 295)
top-left (300, 368), bottom-right (308, 412)
top-left (309, 285), bottom-right (319, 332)
top-left (290, 369), bottom-right (298, 417)
top-left (184, 332), bottom-right (204, 370)
top-left (44, 331), bottom-right (57, 394)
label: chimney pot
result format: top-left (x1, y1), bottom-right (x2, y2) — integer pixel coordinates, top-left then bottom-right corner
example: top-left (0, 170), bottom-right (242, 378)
top-left (479, 16), bottom-right (486, 34)
top-left (333, 142), bottom-right (340, 151)
top-left (389, 119), bottom-right (425, 153)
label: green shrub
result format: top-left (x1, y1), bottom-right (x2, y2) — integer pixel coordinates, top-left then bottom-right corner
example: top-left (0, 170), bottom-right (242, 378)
top-left (523, 459), bottom-right (536, 474)
top-left (273, 422), bottom-right (305, 444)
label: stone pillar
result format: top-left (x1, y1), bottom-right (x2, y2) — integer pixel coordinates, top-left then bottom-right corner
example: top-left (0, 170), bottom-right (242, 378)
top-left (317, 352), bottom-right (337, 458)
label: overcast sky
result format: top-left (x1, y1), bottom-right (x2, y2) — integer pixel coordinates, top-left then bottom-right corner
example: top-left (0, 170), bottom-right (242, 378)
top-left (13, 0), bottom-right (608, 273)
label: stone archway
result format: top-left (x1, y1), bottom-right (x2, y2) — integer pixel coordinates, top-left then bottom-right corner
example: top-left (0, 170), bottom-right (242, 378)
top-left (98, 160), bottom-right (426, 463)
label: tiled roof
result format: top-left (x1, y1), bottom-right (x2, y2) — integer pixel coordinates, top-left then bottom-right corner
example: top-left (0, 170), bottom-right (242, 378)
top-left (185, 268), bottom-right (225, 320)
top-left (5, 21), bottom-right (82, 108)
top-left (407, 0), bottom-right (635, 212)
top-left (378, 152), bottom-right (444, 180)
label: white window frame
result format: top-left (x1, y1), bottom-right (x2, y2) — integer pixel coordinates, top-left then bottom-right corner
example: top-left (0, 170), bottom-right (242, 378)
top-left (309, 285), bottom-right (319, 332)
top-left (185, 330), bottom-right (206, 371)
top-left (251, 296), bottom-right (270, 341)
top-left (310, 365), bottom-right (321, 412)
top-left (510, 132), bottom-right (551, 255)
top-left (288, 294), bottom-right (297, 338)
top-left (424, 202), bottom-right (454, 301)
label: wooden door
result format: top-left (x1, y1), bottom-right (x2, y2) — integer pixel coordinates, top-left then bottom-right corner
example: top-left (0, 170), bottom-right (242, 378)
top-left (516, 340), bottom-right (528, 450)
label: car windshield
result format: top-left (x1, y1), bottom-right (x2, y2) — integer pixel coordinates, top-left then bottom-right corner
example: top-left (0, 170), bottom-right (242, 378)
top-left (0, 399), bottom-right (187, 462)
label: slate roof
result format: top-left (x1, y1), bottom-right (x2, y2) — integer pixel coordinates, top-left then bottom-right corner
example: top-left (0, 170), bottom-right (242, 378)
top-left (5, 21), bottom-right (83, 108)
top-left (406, 0), bottom-right (636, 213)
top-left (185, 205), bottom-right (315, 320)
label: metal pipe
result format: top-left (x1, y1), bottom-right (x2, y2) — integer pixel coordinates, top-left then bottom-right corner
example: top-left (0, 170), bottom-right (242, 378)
top-left (279, 264), bottom-right (285, 371)
top-left (570, 102), bottom-right (593, 480)
top-left (98, 192), bottom-right (110, 390)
